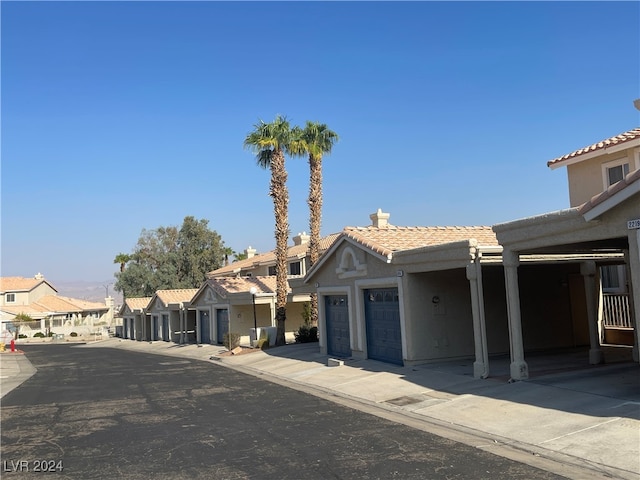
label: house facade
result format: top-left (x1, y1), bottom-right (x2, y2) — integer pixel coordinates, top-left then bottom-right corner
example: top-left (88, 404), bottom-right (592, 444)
top-left (292, 209), bottom-right (517, 376)
top-left (119, 297), bottom-right (152, 341)
top-left (493, 129), bottom-right (640, 380)
top-left (145, 289), bottom-right (198, 344)
top-left (1, 274), bottom-right (112, 337)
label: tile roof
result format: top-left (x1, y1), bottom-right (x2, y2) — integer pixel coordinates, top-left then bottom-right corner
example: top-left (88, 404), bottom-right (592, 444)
top-left (34, 295), bottom-right (108, 312)
top-left (208, 233), bottom-right (341, 277)
top-left (578, 168), bottom-right (640, 216)
top-left (547, 128), bottom-right (640, 168)
top-left (125, 297), bottom-right (152, 311)
top-left (342, 225), bottom-right (499, 259)
top-left (204, 276), bottom-right (279, 298)
top-left (155, 289), bottom-right (199, 306)
top-left (1, 295), bottom-right (108, 315)
top-left (0, 276), bottom-right (48, 293)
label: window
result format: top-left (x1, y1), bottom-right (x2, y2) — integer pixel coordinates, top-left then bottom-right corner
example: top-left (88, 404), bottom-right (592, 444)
top-left (6, 293), bottom-right (15, 303)
top-left (289, 261), bottom-right (301, 276)
top-left (601, 265), bottom-right (626, 293)
top-left (603, 159), bottom-right (630, 188)
top-left (268, 266), bottom-right (276, 276)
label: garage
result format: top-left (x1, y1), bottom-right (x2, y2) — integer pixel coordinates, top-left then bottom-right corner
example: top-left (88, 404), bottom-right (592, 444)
top-left (325, 295), bottom-right (351, 357)
top-left (216, 309), bottom-right (229, 344)
top-left (364, 288), bottom-right (402, 365)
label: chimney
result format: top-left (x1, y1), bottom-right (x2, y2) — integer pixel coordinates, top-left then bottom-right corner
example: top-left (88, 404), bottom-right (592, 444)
top-left (370, 209), bottom-right (390, 228)
top-left (292, 232), bottom-right (310, 246)
top-left (34, 272), bottom-right (44, 280)
top-left (245, 246), bottom-right (257, 259)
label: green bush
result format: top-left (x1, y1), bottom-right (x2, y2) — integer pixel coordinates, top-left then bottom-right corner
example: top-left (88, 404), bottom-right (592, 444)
top-left (33, 332), bottom-right (45, 338)
top-left (256, 338), bottom-right (269, 350)
top-left (294, 325), bottom-right (318, 343)
top-left (70, 332), bottom-right (78, 337)
top-left (18, 334), bottom-right (27, 339)
top-left (47, 331), bottom-right (54, 337)
top-left (223, 332), bottom-right (240, 350)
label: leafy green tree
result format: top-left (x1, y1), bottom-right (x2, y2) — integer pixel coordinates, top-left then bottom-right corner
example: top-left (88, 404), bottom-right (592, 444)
top-left (292, 121), bottom-right (339, 324)
top-left (244, 115), bottom-right (295, 346)
top-left (114, 216), bottom-right (226, 297)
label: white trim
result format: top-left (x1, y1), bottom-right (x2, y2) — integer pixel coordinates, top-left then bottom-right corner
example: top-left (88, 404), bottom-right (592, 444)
top-left (583, 180), bottom-right (640, 221)
top-left (549, 138), bottom-right (640, 170)
top-left (601, 156), bottom-right (630, 190)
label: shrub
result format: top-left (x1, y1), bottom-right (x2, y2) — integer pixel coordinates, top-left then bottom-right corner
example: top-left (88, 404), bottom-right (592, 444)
top-left (70, 332), bottom-right (78, 337)
top-left (18, 334), bottom-right (28, 339)
top-left (33, 332), bottom-right (45, 338)
top-left (223, 332), bottom-right (240, 350)
top-left (294, 325), bottom-right (318, 343)
top-left (256, 338), bottom-right (269, 350)
top-left (47, 331), bottom-right (54, 337)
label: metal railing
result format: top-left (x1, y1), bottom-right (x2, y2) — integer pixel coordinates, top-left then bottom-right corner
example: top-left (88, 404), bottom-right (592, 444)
top-left (602, 293), bottom-right (633, 328)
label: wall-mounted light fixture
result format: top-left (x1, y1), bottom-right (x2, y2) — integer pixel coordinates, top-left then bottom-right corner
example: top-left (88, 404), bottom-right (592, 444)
top-left (432, 296), bottom-right (440, 304)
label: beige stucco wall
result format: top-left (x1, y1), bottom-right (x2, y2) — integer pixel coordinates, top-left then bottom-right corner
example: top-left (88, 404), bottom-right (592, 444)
top-left (565, 148), bottom-right (638, 207)
top-left (403, 269), bottom-right (475, 362)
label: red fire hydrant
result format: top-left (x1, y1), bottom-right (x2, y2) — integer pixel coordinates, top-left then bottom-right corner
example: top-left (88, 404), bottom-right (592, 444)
top-left (10, 339), bottom-right (15, 352)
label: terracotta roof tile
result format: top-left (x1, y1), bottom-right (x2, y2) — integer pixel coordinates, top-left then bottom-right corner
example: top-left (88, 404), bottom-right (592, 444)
top-left (342, 225), bottom-right (498, 258)
top-left (204, 276), bottom-right (279, 298)
top-left (547, 128), bottom-right (640, 167)
top-left (578, 168), bottom-right (640, 215)
top-left (155, 289), bottom-right (198, 306)
top-left (208, 233), bottom-right (340, 277)
top-left (0, 276), bottom-right (46, 293)
top-left (125, 297), bottom-right (152, 311)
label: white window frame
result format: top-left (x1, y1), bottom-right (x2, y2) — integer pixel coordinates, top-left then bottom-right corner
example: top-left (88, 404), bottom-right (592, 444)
top-left (601, 157), bottom-right (630, 189)
top-left (6, 293), bottom-right (16, 303)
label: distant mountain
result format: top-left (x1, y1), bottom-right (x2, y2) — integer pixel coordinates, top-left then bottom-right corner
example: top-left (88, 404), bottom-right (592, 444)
top-left (52, 280), bottom-right (123, 305)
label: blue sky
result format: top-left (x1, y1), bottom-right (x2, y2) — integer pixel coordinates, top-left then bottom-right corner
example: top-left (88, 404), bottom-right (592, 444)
top-left (2, 1), bottom-right (639, 284)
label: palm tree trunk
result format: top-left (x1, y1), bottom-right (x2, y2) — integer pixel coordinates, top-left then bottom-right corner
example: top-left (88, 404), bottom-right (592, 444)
top-left (270, 149), bottom-right (289, 346)
top-left (308, 155), bottom-right (322, 325)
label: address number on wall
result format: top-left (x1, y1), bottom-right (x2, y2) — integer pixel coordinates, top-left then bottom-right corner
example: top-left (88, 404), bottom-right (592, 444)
top-left (628, 219), bottom-right (640, 229)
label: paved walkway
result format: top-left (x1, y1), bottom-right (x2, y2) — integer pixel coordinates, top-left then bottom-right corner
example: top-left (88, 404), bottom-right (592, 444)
top-left (3, 339), bottom-right (639, 479)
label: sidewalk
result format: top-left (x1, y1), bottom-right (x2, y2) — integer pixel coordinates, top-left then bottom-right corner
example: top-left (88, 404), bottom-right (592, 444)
top-left (5, 339), bottom-right (640, 479)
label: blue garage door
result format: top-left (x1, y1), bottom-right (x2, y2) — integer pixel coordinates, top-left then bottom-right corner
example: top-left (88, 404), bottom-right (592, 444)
top-left (151, 316), bottom-right (159, 341)
top-left (216, 309), bottom-right (229, 344)
top-left (325, 295), bottom-right (351, 357)
top-left (162, 314), bottom-right (170, 342)
top-left (200, 310), bottom-right (211, 344)
top-left (364, 288), bottom-right (402, 365)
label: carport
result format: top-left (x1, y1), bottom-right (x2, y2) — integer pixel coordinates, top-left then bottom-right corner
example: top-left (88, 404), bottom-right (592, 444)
top-left (493, 173), bottom-right (640, 380)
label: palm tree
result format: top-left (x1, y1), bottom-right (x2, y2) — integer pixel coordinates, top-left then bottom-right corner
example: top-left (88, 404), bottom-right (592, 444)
top-left (293, 121), bottom-right (339, 324)
top-left (244, 115), bottom-right (294, 346)
top-left (113, 253), bottom-right (131, 273)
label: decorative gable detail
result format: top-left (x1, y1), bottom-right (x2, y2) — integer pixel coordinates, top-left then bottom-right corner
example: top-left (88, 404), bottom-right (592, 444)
top-left (204, 287), bottom-right (218, 304)
top-left (336, 246), bottom-right (367, 279)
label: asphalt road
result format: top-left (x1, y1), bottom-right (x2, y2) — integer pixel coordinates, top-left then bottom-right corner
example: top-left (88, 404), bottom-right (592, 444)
top-left (1, 345), bottom-right (566, 479)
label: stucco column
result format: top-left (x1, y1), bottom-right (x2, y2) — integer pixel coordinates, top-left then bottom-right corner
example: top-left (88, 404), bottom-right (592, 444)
top-left (179, 306), bottom-right (185, 344)
top-left (466, 259), bottom-right (489, 379)
top-left (503, 249), bottom-right (528, 380)
top-left (626, 235), bottom-right (640, 362)
top-left (581, 261), bottom-right (603, 365)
